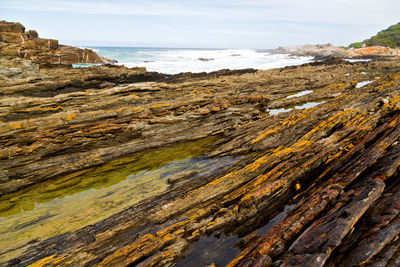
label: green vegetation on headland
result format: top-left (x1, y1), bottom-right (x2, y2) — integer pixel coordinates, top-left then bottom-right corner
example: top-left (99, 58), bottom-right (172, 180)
top-left (348, 42), bottom-right (364, 49)
top-left (349, 22), bottom-right (400, 48)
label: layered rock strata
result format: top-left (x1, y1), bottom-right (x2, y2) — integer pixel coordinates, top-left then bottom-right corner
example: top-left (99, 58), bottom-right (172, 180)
top-left (0, 20), bottom-right (111, 64)
top-left (2, 56), bottom-right (400, 266)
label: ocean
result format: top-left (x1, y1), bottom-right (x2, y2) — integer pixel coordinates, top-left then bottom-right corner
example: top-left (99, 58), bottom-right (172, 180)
top-left (77, 47), bottom-right (314, 74)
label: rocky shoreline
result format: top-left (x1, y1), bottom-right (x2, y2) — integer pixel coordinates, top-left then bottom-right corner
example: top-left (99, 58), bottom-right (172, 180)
top-left (2, 21), bottom-right (400, 267)
top-left (268, 43), bottom-right (400, 60)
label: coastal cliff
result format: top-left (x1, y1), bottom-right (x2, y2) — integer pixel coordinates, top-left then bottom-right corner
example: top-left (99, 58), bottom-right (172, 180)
top-left (0, 20), bottom-right (112, 64)
top-left (2, 22), bottom-right (400, 267)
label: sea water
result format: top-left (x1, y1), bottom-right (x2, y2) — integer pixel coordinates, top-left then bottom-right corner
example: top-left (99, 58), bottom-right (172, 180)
top-left (80, 47), bottom-right (313, 74)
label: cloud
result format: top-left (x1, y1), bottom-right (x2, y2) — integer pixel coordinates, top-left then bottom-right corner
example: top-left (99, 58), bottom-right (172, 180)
top-left (2, 0), bottom-right (400, 48)
top-left (1, 0), bottom-right (200, 16)
top-left (2, 0), bottom-right (400, 27)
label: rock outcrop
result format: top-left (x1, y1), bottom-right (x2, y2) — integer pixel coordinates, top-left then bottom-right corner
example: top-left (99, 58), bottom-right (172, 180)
top-left (269, 43), bottom-right (400, 59)
top-left (2, 53), bottom-right (400, 266)
top-left (269, 44), bottom-right (347, 58)
top-left (0, 20), bottom-right (112, 64)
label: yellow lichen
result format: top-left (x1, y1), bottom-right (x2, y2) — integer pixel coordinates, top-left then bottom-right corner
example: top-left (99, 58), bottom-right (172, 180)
top-left (62, 113), bottom-right (77, 121)
top-left (8, 122), bottom-right (21, 129)
top-left (115, 106), bottom-right (142, 114)
top-left (150, 104), bottom-right (171, 109)
top-left (251, 128), bottom-right (279, 144)
top-left (21, 106), bottom-right (64, 113)
top-left (28, 255), bottom-right (65, 267)
top-left (295, 183), bottom-right (301, 191)
top-left (251, 111), bottom-right (310, 145)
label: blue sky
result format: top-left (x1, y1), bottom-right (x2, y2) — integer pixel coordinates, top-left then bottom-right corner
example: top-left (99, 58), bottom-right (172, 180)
top-left (1, 0), bottom-right (400, 48)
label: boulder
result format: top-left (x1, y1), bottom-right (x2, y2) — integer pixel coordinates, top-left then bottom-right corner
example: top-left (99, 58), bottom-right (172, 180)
top-left (198, 57), bottom-right (214, 61)
top-left (0, 20), bottom-right (25, 33)
top-left (25, 30), bottom-right (38, 39)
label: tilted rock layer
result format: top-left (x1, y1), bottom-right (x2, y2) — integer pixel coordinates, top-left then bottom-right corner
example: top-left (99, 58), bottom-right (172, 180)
top-left (2, 55), bottom-right (400, 266)
top-left (0, 20), bottom-right (111, 64)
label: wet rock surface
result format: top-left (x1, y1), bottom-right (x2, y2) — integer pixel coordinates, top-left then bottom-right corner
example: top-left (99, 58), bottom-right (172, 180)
top-left (2, 54), bottom-right (400, 266)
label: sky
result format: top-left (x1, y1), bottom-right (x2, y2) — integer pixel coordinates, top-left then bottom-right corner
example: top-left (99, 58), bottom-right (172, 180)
top-left (1, 0), bottom-right (400, 49)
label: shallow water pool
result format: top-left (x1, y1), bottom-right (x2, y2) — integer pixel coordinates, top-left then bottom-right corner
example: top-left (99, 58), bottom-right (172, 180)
top-left (0, 136), bottom-right (239, 262)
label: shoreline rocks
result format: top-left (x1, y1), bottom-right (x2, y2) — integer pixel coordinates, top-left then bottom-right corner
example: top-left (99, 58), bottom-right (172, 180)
top-left (198, 57), bottom-right (214, 61)
top-left (2, 53), bottom-right (400, 266)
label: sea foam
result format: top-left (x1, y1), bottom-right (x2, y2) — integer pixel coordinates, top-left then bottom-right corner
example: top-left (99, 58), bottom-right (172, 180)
top-left (89, 47), bottom-right (313, 74)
